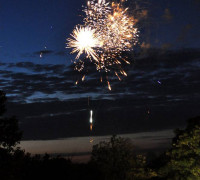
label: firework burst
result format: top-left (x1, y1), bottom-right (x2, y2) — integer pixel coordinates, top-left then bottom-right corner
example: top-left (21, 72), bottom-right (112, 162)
top-left (67, 0), bottom-right (139, 90)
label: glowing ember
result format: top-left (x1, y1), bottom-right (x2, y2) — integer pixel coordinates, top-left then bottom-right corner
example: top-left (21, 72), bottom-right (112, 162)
top-left (107, 81), bottom-right (112, 91)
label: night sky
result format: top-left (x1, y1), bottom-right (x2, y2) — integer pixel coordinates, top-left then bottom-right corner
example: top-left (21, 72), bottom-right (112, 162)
top-left (0, 0), bottom-right (200, 144)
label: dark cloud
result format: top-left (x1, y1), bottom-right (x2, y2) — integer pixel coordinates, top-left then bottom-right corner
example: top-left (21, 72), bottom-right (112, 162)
top-left (1, 49), bottom-right (200, 99)
top-left (161, 43), bottom-right (173, 50)
top-left (20, 50), bottom-right (70, 59)
top-left (0, 63), bottom-right (6, 66)
top-left (20, 50), bottom-right (55, 59)
top-left (141, 42), bottom-right (151, 49)
top-left (34, 50), bottom-right (54, 55)
top-left (2, 48), bottom-right (200, 98)
top-left (163, 8), bottom-right (173, 22)
top-left (176, 24), bottom-right (193, 42)
top-left (54, 51), bottom-right (68, 56)
top-left (1, 48), bottom-right (200, 139)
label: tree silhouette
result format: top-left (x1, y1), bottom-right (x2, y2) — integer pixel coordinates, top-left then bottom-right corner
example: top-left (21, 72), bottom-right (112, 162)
top-left (0, 91), bottom-right (6, 116)
top-left (159, 116), bottom-right (200, 179)
top-left (0, 90), bottom-right (22, 151)
top-left (91, 135), bottom-right (157, 180)
top-left (91, 135), bottom-right (135, 180)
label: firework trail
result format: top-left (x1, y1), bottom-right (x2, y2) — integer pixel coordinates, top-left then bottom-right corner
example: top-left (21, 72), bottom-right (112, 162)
top-left (67, 0), bottom-right (139, 90)
top-left (89, 110), bottom-right (93, 131)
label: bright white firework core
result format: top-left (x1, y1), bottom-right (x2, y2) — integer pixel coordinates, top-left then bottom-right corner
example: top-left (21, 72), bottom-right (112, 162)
top-left (76, 28), bottom-right (96, 49)
top-left (67, 26), bottom-right (100, 61)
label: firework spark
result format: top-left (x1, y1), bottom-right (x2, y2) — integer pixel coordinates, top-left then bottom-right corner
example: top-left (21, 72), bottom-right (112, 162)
top-left (67, 0), bottom-right (139, 90)
top-left (82, 75), bottom-right (86, 81)
top-left (40, 52), bottom-right (43, 58)
top-left (82, 0), bottom-right (138, 72)
top-left (107, 81), bottom-right (112, 90)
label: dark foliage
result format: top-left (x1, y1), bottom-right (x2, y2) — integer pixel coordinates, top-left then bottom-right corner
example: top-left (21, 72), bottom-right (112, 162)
top-left (91, 135), bottom-right (157, 180)
top-left (0, 91), bottom-right (22, 150)
top-left (158, 116), bottom-right (200, 180)
top-left (0, 116), bottom-right (22, 150)
top-left (0, 149), bottom-right (103, 180)
top-left (91, 135), bottom-right (136, 180)
top-left (0, 90), bottom-right (200, 180)
top-left (0, 91), bottom-right (6, 116)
